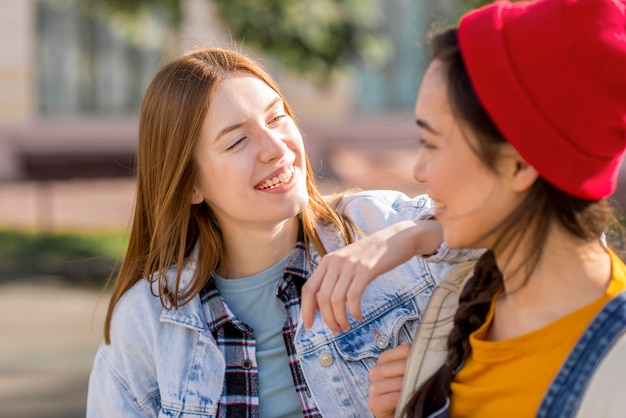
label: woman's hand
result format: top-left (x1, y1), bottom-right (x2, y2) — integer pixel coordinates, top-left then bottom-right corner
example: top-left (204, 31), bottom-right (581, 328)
top-left (301, 220), bottom-right (442, 333)
top-left (368, 343), bottom-right (411, 418)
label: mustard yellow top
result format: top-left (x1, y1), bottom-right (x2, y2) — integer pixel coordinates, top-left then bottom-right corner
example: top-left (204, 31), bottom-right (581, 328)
top-left (449, 249), bottom-right (626, 417)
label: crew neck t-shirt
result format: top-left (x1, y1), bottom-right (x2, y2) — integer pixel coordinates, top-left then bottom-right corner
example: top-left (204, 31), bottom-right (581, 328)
top-left (213, 254), bottom-right (302, 418)
top-left (450, 248), bottom-right (626, 417)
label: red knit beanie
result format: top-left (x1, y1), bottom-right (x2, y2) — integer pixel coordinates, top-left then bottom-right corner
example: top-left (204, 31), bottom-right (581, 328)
top-left (458, 0), bottom-right (626, 200)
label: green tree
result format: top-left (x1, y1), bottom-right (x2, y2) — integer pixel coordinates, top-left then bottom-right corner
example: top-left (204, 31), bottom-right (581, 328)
top-left (88, 0), bottom-right (386, 85)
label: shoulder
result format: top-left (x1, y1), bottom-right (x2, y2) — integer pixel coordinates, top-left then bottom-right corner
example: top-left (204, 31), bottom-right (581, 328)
top-left (333, 190), bottom-right (432, 231)
top-left (337, 189), bottom-right (431, 211)
top-left (106, 277), bottom-right (165, 355)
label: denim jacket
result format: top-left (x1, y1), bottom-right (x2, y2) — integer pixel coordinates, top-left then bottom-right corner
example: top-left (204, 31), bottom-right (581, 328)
top-left (87, 190), bottom-right (479, 418)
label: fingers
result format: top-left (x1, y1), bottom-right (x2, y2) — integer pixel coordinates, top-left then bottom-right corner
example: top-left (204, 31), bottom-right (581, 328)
top-left (368, 390), bottom-right (401, 418)
top-left (368, 344), bottom-right (411, 418)
top-left (314, 276), bottom-right (342, 333)
top-left (377, 343), bottom-right (411, 364)
top-left (346, 279), bottom-right (367, 322)
top-left (302, 251), bottom-right (368, 332)
top-left (317, 269), bottom-right (352, 333)
top-left (301, 264), bottom-right (326, 329)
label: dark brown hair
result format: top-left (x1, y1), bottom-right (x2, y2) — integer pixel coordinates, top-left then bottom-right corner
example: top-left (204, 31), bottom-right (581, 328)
top-left (403, 28), bottom-right (613, 417)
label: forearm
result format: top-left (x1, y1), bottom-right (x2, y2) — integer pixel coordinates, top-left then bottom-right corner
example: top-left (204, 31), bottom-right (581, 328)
top-left (390, 219), bottom-right (442, 258)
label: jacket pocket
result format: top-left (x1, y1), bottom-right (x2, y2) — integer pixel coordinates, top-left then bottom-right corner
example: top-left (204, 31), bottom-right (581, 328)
top-left (333, 297), bottom-right (420, 366)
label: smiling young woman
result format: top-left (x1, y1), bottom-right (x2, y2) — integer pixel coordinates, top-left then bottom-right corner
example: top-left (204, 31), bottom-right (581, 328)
top-left (397, 0), bottom-right (626, 416)
top-left (85, 48), bottom-right (480, 418)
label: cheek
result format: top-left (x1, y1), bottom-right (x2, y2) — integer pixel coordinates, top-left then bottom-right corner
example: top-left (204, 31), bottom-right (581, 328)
top-left (198, 157), bottom-right (246, 197)
top-left (289, 134), bottom-right (306, 162)
top-left (425, 155), bottom-right (458, 195)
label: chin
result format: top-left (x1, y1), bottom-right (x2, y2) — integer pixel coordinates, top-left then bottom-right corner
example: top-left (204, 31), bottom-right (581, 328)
top-left (443, 233), bottom-right (470, 250)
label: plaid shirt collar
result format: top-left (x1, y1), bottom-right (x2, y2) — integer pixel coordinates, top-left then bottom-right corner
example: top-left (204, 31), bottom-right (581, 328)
top-left (200, 232), bottom-right (321, 418)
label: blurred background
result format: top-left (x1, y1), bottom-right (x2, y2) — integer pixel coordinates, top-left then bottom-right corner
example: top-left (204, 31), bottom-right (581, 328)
top-left (0, 0), bottom-right (624, 417)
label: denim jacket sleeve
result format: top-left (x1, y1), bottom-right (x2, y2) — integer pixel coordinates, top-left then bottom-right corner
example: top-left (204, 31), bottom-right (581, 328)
top-left (87, 280), bottom-right (164, 417)
top-left (335, 190), bottom-right (482, 284)
top-left (87, 275), bottom-right (224, 418)
top-left (87, 342), bottom-right (160, 417)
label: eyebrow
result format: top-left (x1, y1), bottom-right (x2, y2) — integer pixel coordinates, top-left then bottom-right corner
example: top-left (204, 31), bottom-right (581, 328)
top-left (214, 97), bottom-right (283, 144)
top-left (416, 119), bottom-right (440, 135)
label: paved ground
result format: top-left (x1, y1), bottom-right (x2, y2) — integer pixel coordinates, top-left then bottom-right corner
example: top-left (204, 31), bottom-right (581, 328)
top-left (0, 276), bottom-right (108, 418)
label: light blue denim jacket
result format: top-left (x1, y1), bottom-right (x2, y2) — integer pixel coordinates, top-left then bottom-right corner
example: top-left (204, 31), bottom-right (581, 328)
top-left (87, 190), bottom-right (479, 417)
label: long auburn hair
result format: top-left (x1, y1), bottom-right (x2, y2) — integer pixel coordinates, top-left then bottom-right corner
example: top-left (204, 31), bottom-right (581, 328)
top-left (402, 29), bottom-right (614, 416)
top-left (104, 48), bottom-right (357, 344)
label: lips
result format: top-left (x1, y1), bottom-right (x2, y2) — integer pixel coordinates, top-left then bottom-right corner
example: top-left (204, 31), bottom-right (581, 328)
top-left (254, 166), bottom-right (295, 190)
top-left (431, 198), bottom-right (446, 218)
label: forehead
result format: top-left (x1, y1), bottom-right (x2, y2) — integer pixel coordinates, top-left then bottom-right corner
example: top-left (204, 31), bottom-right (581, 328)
top-left (210, 75), bottom-right (278, 109)
top-left (199, 75), bottom-right (282, 141)
top-left (415, 60), bottom-right (450, 116)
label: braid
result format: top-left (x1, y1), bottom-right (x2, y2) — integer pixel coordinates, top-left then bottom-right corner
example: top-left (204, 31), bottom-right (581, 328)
top-left (402, 251), bottom-right (503, 416)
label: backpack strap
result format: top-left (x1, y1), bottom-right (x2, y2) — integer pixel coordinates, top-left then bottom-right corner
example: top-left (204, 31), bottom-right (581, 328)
top-left (537, 292), bottom-right (626, 418)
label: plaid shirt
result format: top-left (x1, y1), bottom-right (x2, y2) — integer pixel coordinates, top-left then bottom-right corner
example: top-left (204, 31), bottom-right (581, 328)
top-left (200, 237), bottom-right (321, 418)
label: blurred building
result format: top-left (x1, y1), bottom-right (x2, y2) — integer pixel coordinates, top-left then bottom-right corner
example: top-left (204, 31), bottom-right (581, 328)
top-left (0, 0), bottom-right (455, 183)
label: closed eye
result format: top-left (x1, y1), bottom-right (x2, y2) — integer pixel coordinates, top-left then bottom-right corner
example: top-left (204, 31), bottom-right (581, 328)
top-left (226, 137), bottom-right (246, 151)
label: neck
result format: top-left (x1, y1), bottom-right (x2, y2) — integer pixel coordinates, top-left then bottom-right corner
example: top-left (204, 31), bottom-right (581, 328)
top-left (496, 224), bottom-right (610, 299)
top-left (218, 216), bottom-right (299, 279)
top-left (488, 224), bottom-right (612, 339)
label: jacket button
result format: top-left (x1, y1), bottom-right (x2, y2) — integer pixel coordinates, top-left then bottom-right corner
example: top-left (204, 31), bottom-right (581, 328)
top-left (319, 352), bottom-right (334, 367)
top-left (375, 335), bottom-right (390, 350)
top-left (241, 359), bottom-right (253, 370)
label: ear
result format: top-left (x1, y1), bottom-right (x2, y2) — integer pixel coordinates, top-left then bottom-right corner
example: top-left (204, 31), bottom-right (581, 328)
top-left (498, 143), bottom-right (538, 193)
top-left (191, 187), bottom-right (204, 205)
top-left (509, 152), bottom-right (539, 193)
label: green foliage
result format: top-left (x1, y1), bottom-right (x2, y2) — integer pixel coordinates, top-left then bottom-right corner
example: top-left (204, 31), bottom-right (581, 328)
top-left (90, 0), bottom-right (386, 85)
top-left (0, 229), bottom-right (128, 286)
top-left (460, 0), bottom-right (496, 10)
top-left (212, 0), bottom-right (386, 84)
top-left (80, 0), bottom-right (182, 24)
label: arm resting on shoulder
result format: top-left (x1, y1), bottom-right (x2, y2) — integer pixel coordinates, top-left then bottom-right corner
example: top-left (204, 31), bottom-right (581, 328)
top-left (302, 219), bottom-right (442, 333)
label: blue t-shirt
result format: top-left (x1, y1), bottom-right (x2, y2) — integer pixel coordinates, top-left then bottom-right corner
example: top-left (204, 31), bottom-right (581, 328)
top-left (213, 255), bottom-right (302, 417)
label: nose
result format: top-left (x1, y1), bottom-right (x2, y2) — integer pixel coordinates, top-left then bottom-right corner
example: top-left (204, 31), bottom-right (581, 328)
top-left (258, 128), bottom-right (289, 163)
top-left (413, 148), bottom-right (428, 184)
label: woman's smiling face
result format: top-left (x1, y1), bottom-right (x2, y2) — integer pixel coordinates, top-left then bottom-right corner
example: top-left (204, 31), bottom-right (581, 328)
top-left (412, 60), bottom-right (525, 249)
top-left (191, 74), bottom-right (309, 233)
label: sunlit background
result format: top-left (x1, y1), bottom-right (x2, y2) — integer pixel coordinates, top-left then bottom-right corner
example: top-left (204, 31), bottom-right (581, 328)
top-left (0, 0), bottom-right (624, 417)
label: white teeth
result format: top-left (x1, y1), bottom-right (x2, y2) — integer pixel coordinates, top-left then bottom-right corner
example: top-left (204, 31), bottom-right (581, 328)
top-left (257, 167), bottom-right (294, 190)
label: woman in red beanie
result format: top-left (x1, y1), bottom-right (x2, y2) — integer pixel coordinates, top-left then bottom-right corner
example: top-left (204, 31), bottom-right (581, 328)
top-left (302, 0), bottom-right (626, 417)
